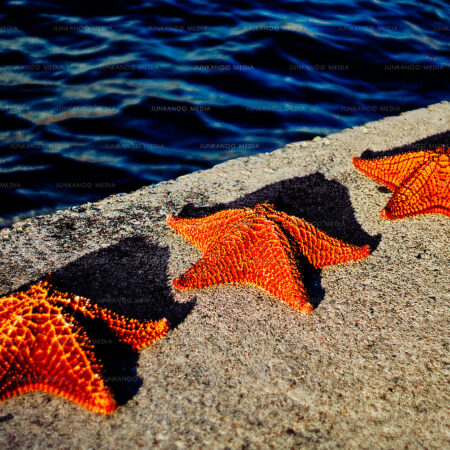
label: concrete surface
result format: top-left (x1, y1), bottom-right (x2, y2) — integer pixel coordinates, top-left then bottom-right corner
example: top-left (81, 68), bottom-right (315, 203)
top-left (0, 101), bottom-right (449, 449)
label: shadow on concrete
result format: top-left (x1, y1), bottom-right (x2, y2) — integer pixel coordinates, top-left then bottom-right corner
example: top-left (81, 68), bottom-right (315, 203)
top-left (176, 172), bottom-right (380, 308)
top-left (52, 236), bottom-right (194, 405)
top-left (21, 236), bottom-right (194, 407)
top-left (359, 130), bottom-right (450, 160)
top-left (53, 236), bottom-right (192, 326)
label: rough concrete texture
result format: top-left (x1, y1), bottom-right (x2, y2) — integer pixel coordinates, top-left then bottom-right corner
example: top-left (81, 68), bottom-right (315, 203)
top-left (0, 101), bottom-right (449, 449)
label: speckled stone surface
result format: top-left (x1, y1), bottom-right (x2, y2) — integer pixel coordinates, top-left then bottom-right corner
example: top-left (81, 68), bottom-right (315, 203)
top-left (0, 101), bottom-right (449, 449)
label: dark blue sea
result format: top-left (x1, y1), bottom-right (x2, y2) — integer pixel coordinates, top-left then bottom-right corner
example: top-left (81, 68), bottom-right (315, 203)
top-left (0, 0), bottom-right (448, 225)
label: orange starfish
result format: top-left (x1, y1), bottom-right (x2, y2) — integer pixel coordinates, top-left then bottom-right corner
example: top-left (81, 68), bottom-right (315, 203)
top-left (167, 203), bottom-right (370, 314)
top-left (0, 280), bottom-right (169, 414)
top-left (353, 146), bottom-right (449, 219)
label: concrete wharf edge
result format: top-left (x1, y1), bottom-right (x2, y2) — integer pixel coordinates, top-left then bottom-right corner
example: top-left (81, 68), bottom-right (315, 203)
top-left (0, 101), bottom-right (449, 448)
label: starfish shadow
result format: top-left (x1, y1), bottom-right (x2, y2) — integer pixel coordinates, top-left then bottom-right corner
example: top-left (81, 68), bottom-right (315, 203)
top-left (52, 236), bottom-right (193, 326)
top-left (177, 173), bottom-right (380, 308)
top-left (359, 131), bottom-right (449, 161)
top-left (35, 236), bottom-right (194, 407)
top-left (358, 130), bottom-right (449, 178)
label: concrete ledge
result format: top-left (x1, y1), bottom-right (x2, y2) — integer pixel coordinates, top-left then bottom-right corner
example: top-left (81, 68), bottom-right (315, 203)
top-left (0, 101), bottom-right (449, 448)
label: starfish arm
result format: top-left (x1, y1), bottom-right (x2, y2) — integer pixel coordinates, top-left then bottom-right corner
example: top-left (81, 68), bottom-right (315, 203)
top-left (0, 324), bottom-right (21, 395)
top-left (353, 151), bottom-right (431, 191)
top-left (95, 310), bottom-right (169, 351)
top-left (382, 158), bottom-right (450, 219)
top-left (167, 208), bottom-right (251, 253)
top-left (249, 226), bottom-right (313, 314)
top-left (173, 219), bottom-right (313, 314)
top-left (258, 205), bottom-right (370, 268)
top-left (0, 298), bottom-right (117, 414)
top-left (285, 216), bottom-right (370, 268)
top-left (49, 289), bottom-right (170, 352)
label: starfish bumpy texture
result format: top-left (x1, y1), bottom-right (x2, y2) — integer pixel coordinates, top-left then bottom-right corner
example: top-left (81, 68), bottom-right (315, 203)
top-left (353, 146), bottom-right (449, 219)
top-left (167, 203), bottom-right (371, 314)
top-left (0, 280), bottom-right (169, 414)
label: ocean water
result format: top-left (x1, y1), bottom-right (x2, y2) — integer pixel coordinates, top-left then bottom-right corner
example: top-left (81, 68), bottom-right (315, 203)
top-left (0, 0), bottom-right (448, 224)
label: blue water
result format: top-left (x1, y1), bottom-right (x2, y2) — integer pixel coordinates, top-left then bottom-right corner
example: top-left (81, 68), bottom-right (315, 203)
top-left (0, 0), bottom-right (448, 224)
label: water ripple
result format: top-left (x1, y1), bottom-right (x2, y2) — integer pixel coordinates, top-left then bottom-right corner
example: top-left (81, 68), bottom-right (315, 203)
top-left (0, 0), bottom-right (448, 223)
